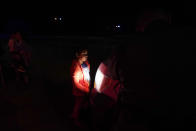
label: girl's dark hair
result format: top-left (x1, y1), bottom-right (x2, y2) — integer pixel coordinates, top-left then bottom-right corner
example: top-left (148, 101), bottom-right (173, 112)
top-left (75, 48), bottom-right (88, 58)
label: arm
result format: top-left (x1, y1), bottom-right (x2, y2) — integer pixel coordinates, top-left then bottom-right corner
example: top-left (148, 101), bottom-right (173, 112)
top-left (72, 65), bottom-right (89, 93)
top-left (8, 39), bottom-right (15, 52)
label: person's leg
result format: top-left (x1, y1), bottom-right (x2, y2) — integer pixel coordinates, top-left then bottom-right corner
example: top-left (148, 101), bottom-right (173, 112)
top-left (91, 94), bottom-right (117, 131)
top-left (22, 67), bottom-right (29, 87)
top-left (17, 56), bottom-right (29, 87)
top-left (23, 73), bottom-right (29, 87)
top-left (72, 96), bottom-right (82, 119)
top-left (15, 70), bottom-right (20, 81)
top-left (71, 96), bottom-right (87, 128)
top-left (11, 54), bottom-right (23, 82)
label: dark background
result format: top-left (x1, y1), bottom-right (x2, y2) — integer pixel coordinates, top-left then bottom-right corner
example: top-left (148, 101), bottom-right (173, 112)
top-left (0, 3), bottom-right (196, 131)
top-left (0, 2), bottom-right (195, 35)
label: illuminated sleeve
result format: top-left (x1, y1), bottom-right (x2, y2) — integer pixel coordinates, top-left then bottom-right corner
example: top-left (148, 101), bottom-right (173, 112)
top-left (94, 63), bottom-right (107, 93)
top-left (72, 65), bottom-right (89, 93)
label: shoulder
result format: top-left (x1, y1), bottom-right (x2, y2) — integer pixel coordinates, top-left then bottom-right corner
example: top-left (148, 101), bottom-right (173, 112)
top-left (71, 60), bottom-right (80, 70)
top-left (72, 59), bottom-right (79, 66)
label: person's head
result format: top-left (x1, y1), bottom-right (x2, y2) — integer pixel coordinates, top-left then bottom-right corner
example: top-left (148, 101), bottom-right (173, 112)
top-left (10, 32), bottom-right (23, 41)
top-left (15, 32), bottom-right (23, 41)
top-left (76, 49), bottom-right (88, 63)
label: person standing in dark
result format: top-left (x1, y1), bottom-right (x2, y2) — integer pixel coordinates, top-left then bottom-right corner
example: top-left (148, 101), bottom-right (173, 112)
top-left (0, 45), bottom-right (6, 88)
top-left (70, 49), bottom-right (90, 127)
top-left (8, 32), bottom-right (31, 87)
top-left (90, 46), bottom-right (125, 131)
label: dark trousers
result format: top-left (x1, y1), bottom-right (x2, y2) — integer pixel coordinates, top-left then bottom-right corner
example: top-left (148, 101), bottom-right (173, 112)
top-left (71, 95), bottom-right (88, 120)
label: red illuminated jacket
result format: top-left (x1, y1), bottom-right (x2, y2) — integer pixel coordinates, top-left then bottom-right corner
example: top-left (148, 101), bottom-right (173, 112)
top-left (70, 60), bottom-right (90, 96)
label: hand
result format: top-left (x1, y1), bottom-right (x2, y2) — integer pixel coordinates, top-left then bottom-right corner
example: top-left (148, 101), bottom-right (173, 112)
top-left (84, 87), bottom-right (89, 93)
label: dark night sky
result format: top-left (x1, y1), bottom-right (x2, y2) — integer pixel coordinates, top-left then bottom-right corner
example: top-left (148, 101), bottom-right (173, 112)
top-left (0, 2), bottom-right (194, 35)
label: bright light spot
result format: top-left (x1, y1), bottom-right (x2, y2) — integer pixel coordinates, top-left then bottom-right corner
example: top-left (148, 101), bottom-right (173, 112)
top-left (54, 17), bottom-right (57, 21)
top-left (82, 67), bottom-right (90, 82)
top-left (94, 69), bottom-right (104, 93)
top-left (115, 25), bottom-right (121, 28)
top-left (74, 71), bottom-right (83, 82)
top-left (59, 17), bottom-right (62, 21)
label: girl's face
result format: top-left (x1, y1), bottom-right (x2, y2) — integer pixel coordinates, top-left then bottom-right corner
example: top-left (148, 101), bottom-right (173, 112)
top-left (79, 50), bottom-right (88, 62)
top-left (81, 55), bottom-right (88, 62)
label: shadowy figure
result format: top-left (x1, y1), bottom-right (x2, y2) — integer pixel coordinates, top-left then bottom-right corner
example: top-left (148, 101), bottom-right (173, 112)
top-left (70, 48), bottom-right (91, 128)
top-left (0, 45), bottom-right (7, 88)
top-left (8, 32), bottom-right (31, 87)
top-left (90, 46), bottom-right (124, 131)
